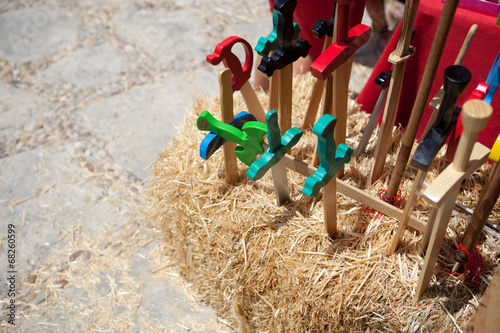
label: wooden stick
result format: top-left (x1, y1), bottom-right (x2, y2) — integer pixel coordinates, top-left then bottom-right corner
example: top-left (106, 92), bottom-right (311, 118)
top-left (269, 72), bottom-right (279, 111)
top-left (219, 68), bottom-right (239, 183)
top-left (312, 67), bottom-right (335, 167)
top-left (302, 78), bottom-right (324, 131)
top-left (271, 159), bottom-right (290, 205)
top-left (415, 197), bottom-right (456, 301)
top-left (331, 57), bottom-right (354, 177)
top-left (303, 35), bottom-right (333, 131)
top-left (387, 168), bottom-right (426, 255)
top-left (355, 89), bottom-right (387, 157)
top-left (323, 177), bottom-right (337, 237)
top-left (240, 81), bottom-right (266, 123)
top-left (386, 0), bottom-right (461, 197)
top-left (279, 63), bottom-right (293, 134)
top-left (311, 37), bottom-right (336, 167)
top-left (421, 207), bottom-right (438, 252)
top-left (369, 0), bottom-right (419, 184)
top-left (416, 100), bottom-right (492, 301)
top-left (454, 24), bottom-right (478, 67)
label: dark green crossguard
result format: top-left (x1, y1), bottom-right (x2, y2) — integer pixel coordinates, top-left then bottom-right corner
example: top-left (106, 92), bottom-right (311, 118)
top-left (197, 110), bottom-right (267, 166)
top-left (302, 114), bottom-right (353, 197)
top-left (247, 109), bottom-right (302, 180)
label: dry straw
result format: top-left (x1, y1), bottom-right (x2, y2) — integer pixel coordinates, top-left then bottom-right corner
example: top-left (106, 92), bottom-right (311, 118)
top-left (149, 73), bottom-right (499, 332)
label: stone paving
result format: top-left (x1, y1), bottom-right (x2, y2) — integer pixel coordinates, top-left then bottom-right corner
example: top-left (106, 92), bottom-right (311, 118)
top-left (0, 1), bottom-right (378, 331)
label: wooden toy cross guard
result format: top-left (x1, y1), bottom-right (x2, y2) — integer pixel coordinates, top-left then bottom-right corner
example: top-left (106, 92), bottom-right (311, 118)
top-left (310, 0), bottom-right (370, 81)
top-left (197, 91), bottom-right (432, 237)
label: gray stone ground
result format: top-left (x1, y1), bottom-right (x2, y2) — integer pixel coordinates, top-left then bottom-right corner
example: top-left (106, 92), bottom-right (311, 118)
top-left (0, 1), bottom-right (379, 331)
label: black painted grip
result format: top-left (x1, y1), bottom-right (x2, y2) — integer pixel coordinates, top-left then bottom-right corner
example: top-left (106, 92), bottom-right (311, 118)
top-left (433, 65), bottom-right (472, 131)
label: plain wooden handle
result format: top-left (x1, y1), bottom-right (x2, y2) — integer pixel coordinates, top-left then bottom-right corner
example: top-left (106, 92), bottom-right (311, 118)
top-left (219, 68), bottom-right (239, 183)
top-left (336, 1), bottom-right (351, 45)
top-left (454, 24), bottom-right (477, 66)
top-left (453, 99), bottom-right (493, 172)
top-left (394, 0), bottom-right (419, 56)
top-left (220, 68), bottom-right (235, 124)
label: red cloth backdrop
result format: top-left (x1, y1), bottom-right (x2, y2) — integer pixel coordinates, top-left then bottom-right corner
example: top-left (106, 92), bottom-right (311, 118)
top-left (356, 0), bottom-right (500, 149)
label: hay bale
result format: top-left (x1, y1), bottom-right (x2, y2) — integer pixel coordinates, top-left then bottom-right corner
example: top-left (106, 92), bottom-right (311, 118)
top-left (148, 73), bottom-right (499, 332)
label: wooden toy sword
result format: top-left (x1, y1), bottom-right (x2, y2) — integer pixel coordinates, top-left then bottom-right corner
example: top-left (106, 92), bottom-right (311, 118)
top-left (387, 65), bottom-right (471, 255)
top-left (255, 9), bottom-right (301, 112)
top-left (368, 0), bottom-right (419, 185)
top-left (416, 99), bottom-right (492, 301)
top-left (259, 0), bottom-right (311, 134)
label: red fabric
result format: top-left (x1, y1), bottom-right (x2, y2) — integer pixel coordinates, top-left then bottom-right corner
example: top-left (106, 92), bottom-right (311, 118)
top-left (356, 0), bottom-right (500, 149)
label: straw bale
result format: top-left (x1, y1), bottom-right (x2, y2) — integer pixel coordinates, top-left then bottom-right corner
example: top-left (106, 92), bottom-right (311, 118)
top-left (148, 73), bottom-right (499, 332)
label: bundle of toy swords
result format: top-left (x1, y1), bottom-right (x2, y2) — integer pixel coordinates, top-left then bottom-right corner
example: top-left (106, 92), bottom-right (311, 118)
top-left (195, 0), bottom-right (499, 300)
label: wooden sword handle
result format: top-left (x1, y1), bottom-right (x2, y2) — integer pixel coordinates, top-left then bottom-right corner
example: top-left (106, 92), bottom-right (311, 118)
top-left (452, 99), bottom-right (493, 172)
top-left (219, 68), bottom-right (239, 184)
